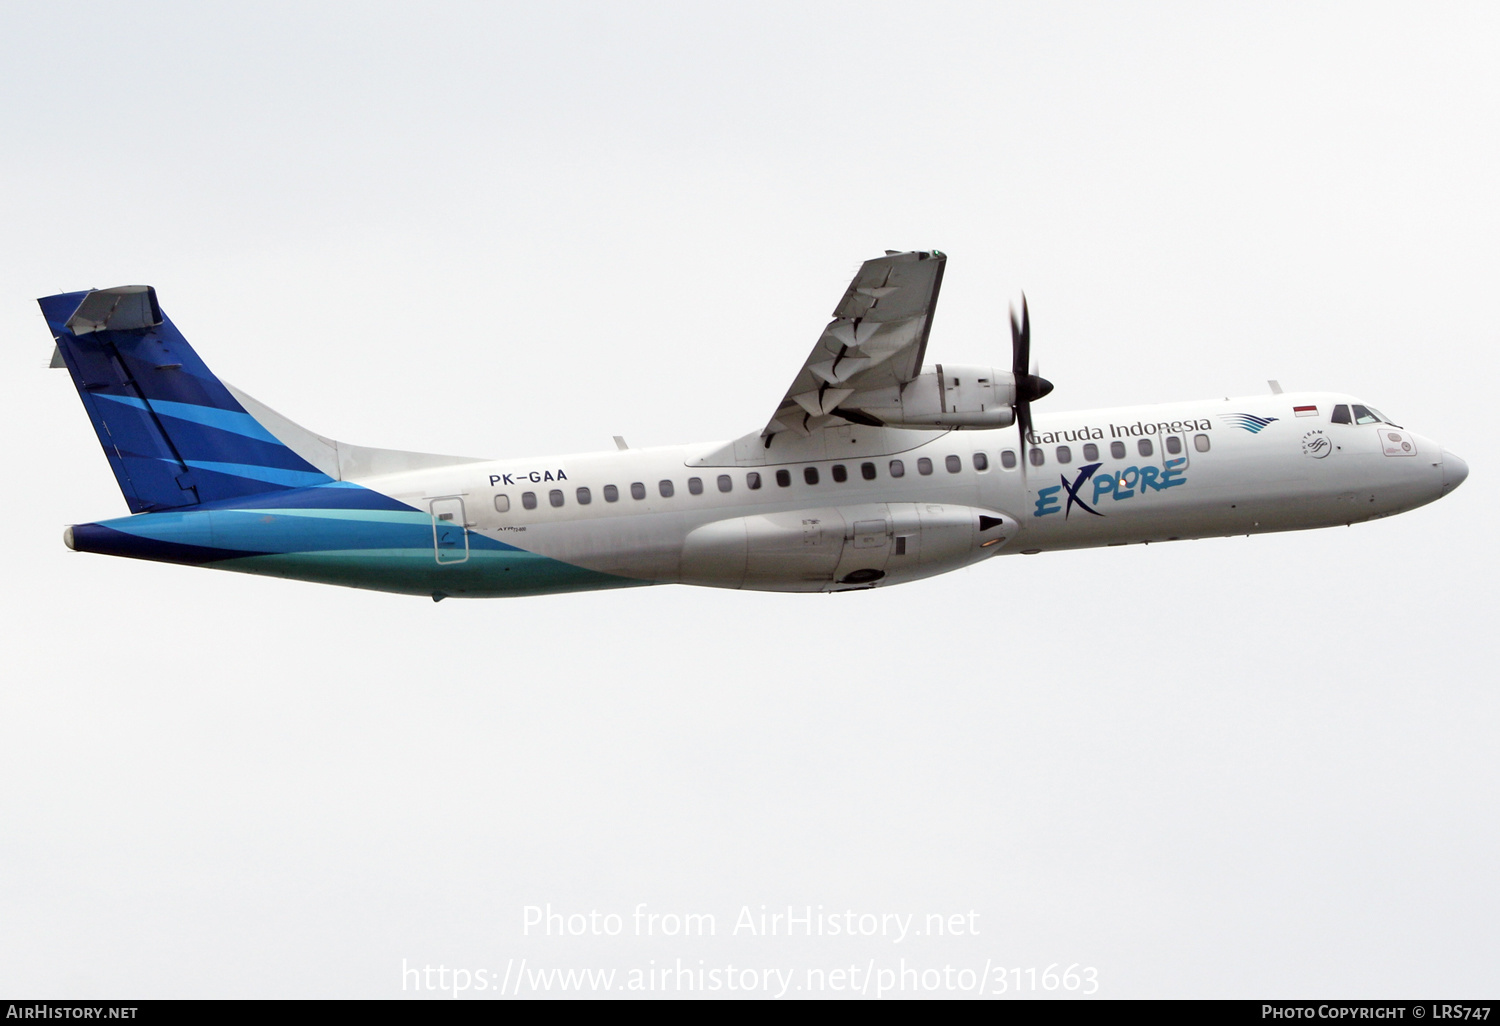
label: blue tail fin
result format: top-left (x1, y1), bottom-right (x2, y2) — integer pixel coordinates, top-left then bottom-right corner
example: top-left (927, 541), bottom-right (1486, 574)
top-left (40, 286), bottom-right (334, 513)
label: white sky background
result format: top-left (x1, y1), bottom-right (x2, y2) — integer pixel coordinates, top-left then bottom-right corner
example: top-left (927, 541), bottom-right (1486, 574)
top-left (1, 1), bottom-right (1495, 999)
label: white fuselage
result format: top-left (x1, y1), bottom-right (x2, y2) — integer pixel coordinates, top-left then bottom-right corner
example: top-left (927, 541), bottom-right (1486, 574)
top-left (352, 391), bottom-right (1463, 595)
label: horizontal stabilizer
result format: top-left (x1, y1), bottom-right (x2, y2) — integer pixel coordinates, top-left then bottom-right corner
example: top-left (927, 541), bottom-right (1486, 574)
top-left (65, 285), bottom-right (162, 335)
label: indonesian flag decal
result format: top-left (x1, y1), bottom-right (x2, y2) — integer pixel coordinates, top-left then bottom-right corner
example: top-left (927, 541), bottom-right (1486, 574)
top-left (1293, 405), bottom-right (1318, 417)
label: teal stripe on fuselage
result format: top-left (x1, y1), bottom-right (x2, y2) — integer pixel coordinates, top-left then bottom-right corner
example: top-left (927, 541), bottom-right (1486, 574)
top-left (208, 547), bottom-right (649, 598)
top-left (77, 474), bottom-right (646, 597)
top-left (96, 509), bottom-right (215, 548)
top-left (94, 507), bottom-right (516, 554)
top-left (84, 507), bottom-right (640, 596)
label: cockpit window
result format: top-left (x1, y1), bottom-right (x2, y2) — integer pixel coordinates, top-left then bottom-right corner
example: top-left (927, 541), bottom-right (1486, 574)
top-left (1366, 406), bottom-right (1400, 427)
top-left (1351, 404), bottom-right (1382, 426)
top-left (1331, 404), bottom-right (1351, 425)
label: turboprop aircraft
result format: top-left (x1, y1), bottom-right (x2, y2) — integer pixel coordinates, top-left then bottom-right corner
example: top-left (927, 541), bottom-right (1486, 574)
top-left (41, 251), bottom-right (1467, 600)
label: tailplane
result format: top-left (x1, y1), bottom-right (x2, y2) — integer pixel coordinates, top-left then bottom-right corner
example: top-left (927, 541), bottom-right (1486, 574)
top-left (41, 286), bottom-right (482, 513)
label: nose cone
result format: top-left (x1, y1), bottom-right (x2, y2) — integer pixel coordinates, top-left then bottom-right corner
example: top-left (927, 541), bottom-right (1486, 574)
top-left (1443, 451), bottom-right (1469, 494)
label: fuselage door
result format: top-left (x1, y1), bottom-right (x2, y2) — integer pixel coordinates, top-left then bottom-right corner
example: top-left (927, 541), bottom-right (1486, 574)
top-left (430, 497), bottom-right (470, 564)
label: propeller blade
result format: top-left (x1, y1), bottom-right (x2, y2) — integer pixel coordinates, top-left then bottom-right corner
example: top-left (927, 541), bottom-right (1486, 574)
top-left (1010, 296), bottom-right (1027, 484)
top-left (1010, 295), bottom-right (1030, 382)
top-left (1017, 398), bottom-right (1032, 478)
top-left (1009, 293), bottom-right (1054, 487)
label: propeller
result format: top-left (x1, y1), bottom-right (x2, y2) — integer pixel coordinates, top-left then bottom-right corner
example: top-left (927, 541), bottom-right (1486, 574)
top-left (1009, 295), bottom-right (1054, 478)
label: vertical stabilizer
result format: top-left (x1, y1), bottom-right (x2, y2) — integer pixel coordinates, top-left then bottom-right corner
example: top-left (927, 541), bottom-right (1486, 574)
top-left (41, 287), bottom-right (334, 512)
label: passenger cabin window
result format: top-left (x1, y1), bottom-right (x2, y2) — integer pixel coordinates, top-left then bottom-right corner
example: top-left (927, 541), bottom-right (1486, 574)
top-left (630, 482), bottom-right (646, 500)
top-left (1165, 436), bottom-right (1182, 455)
top-left (1331, 404), bottom-right (1352, 424)
top-left (549, 489), bottom-right (564, 508)
top-left (945, 455), bottom-right (961, 473)
top-left (804, 467), bottom-right (819, 485)
top-left (494, 494), bottom-right (510, 513)
top-left (832, 464), bottom-right (848, 483)
top-left (1110, 441), bottom-right (1126, 459)
top-left (1083, 443), bottom-right (1098, 461)
top-left (973, 452), bottom-right (989, 471)
top-left (576, 486), bottom-right (591, 505)
top-left (861, 462), bottom-right (877, 480)
top-left (917, 457), bottom-right (933, 475)
top-left (1056, 445), bottom-right (1072, 464)
top-left (1194, 434), bottom-right (1211, 452)
top-left (747, 472), bottom-right (762, 490)
top-left (1029, 448), bottom-right (1045, 467)
top-left (603, 484), bottom-right (619, 502)
top-left (1138, 439), bottom-right (1154, 457)
top-left (522, 491), bottom-right (538, 510)
top-left (659, 480), bottom-right (675, 498)
top-left (688, 476), bottom-right (703, 495)
top-left (775, 469), bottom-right (791, 487)
top-left (1000, 450), bottom-right (1017, 469)
top-left (1352, 404), bottom-right (1382, 425)
top-left (889, 459), bottom-right (905, 478)
top-left (717, 474), bottom-right (732, 493)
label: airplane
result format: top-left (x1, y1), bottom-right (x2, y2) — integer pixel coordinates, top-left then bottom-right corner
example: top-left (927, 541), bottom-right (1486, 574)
top-left (40, 250), bottom-right (1468, 601)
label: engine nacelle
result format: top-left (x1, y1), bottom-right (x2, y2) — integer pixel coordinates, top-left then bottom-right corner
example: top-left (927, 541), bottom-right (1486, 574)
top-left (844, 365), bottom-right (1016, 429)
top-left (679, 502), bottom-right (1018, 593)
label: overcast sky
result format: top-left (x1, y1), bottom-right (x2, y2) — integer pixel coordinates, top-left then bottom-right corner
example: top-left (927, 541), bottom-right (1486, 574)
top-left (2, 1), bottom-right (1495, 999)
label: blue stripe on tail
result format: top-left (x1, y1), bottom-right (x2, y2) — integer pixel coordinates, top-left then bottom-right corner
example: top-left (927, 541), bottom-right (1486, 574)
top-left (40, 287), bottom-right (334, 513)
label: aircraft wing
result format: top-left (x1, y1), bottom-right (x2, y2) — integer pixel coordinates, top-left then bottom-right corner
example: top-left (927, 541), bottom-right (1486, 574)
top-left (763, 250), bottom-right (946, 441)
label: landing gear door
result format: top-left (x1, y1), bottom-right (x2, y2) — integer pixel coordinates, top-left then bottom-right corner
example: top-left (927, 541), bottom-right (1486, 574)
top-left (430, 497), bottom-right (469, 564)
top-left (831, 510), bottom-right (893, 587)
